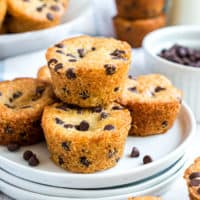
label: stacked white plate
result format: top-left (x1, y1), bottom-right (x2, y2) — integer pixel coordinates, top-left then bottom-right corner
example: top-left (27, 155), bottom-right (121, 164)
top-left (0, 102), bottom-right (196, 200)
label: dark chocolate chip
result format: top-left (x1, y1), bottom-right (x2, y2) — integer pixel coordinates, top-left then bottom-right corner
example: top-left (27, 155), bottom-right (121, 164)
top-left (7, 143), bottom-right (20, 152)
top-left (80, 156), bottom-right (91, 167)
top-left (79, 91), bottom-right (89, 99)
top-left (75, 120), bottom-right (89, 131)
top-left (128, 87), bottom-right (137, 92)
top-left (104, 124), bottom-right (115, 131)
top-left (66, 53), bottom-right (76, 58)
top-left (50, 5), bottom-right (60, 11)
top-left (162, 121), bottom-right (168, 128)
top-left (114, 87), bottom-right (119, 92)
top-left (108, 149), bottom-right (117, 158)
top-left (0, 92), bottom-right (2, 96)
top-left (56, 50), bottom-right (65, 55)
top-left (23, 150), bottom-right (33, 161)
top-left (68, 59), bottom-right (77, 62)
top-left (64, 124), bottom-right (73, 129)
top-left (4, 104), bottom-right (15, 109)
top-left (190, 179), bottom-right (200, 187)
top-left (91, 47), bottom-right (96, 51)
top-left (112, 105), bottom-right (124, 110)
top-left (92, 106), bottom-right (102, 113)
top-left (143, 155), bottom-right (153, 164)
top-left (36, 86), bottom-right (45, 96)
top-left (21, 105), bottom-right (31, 109)
top-left (58, 156), bottom-right (64, 165)
top-left (55, 117), bottom-right (64, 125)
top-left (54, 63), bottom-right (63, 72)
top-left (116, 157), bottom-right (120, 162)
top-left (13, 91), bottom-right (22, 99)
top-left (28, 155), bottom-right (39, 166)
top-left (155, 86), bottom-right (166, 93)
top-left (130, 147), bottom-right (140, 158)
top-left (55, 43), bottom-right (64, 48)
top-left (100, 112), bottom-right (108, 119)
top-left (48, 58), bottom-right (58, 68)
top-left (189, 172), bottom-right (200, 180)
top-left (56, 103), bottom-right (68, 111)
top-left (110, 49), bottom-right (126, 59)
top-left (61, 141), bottom-right (71, 151)
top-left (66, 68), bottom-right (76, 80)
top-left (5, 126), bottom-right (13, 134)
top-left (36, 6), bottom-right (43, 12)
top-left (104, 64), bottom-right (116, 75)
top-left (77, 49), bottom-right (85, 58)
top-left (46, 13), bottom-right (54, 21)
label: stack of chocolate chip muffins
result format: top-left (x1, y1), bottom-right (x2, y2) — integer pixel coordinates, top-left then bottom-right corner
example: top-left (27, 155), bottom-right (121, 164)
top-left (113, 0), bottom-right (166, 48)
top-left (0, 35), bottom-right (182, 174)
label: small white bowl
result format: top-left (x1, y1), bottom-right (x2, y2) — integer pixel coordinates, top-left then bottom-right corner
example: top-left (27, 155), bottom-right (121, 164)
top-left (143, 25), bottom-right (200, 122)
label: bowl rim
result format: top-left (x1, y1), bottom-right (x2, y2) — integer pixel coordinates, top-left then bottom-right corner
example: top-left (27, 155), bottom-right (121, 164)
top-left (142, 25), bottom-right (200, 72)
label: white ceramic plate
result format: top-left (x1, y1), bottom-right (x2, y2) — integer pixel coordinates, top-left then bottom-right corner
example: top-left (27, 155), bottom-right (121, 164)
top-left (0, 164), bottom-right (185, 200)
top-left (0, 155), bottom-right (187, 198)
top-left (0, 102), bottom-right (195, 189)
top-left (0, 0), bottom-right (94, 59)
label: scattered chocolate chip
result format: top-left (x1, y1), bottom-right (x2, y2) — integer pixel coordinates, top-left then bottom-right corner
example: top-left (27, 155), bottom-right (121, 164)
top-left (56, 103), bottom-right (68, 111)
top-left (7, 143), bottom-right (20, 152)
top-left (21, 105), bottom-right (31, 109)
top-left (50, 5), bottom-right (60, 11)
top-left (92, 106), bottom-right (102, 113)
top-left (36, 86), bottom-right (45, 96)
top-left (75, 120), bottom-right (89, 131)
top-left (55, 43), bottom-right (64, 48)
top-left (58, 156), bottom-right (64, 165)
top-left (66, 53), bottom-right (76, 58)
top-left (162, 121), bottom-right (168, 128)
top-left (104, 124), bottom-right (115, 131)
top-left (54, 63), bottom-right (63, 72)
top-left (48, 58), bottom-right (58, 68)
top-left (61, 141), bottom-right (71, 151)
top-left (80, 156), bottom-right (91, 167)
top-left (28, 155), bottom-right (40, 166)
top-left (5, 126), bottom-right (13, 134)
top-left (36, 6), bottom-right (43, 12)
top-left (62, 87), bottom-right (70, 95)
top-left (55, 117), bottom-right (64, 125)
top-left (143, 155), bottom-right (153, 164)
top-left (23, 150), bottom-right (33, 161)
top-left (79, 91), bottom-right (89, 99)
top-left (0, 92), bottom-right (2, 96)
top-left (108, 149), bottom-right (117, 158)
top-left (128, 87), bottom-right (137, 92)
top-left (104, 64), bottom-right (116, 75)
top-left (189, 172), bottom-right (200, 180)
top-left (13, 91), bottom-right (22, 99)
top-left (64, 124), bottom-right (73, 129)
top-left (155, 86), bottom-right (166, 93)
top-left (4, 104), bottom-right (15, 109)
top-left (77, 49), bottom-right (85, 58)
top-left (91, 47), bottom-right (96, 51)
top-left (114, 87), bottom-right (119, 92)
top-left (66, 68), bottom-right (76, 80)
top-left (130, 147), bottom-right (140, 158)
top-left (56, 50), bottom-right (65, 55)
top-left (128, 75), bottom-right (133, 79)
top-left (190, 179), bottom-right (200, 187)
top-left (110, 49), bottom-right (126, 59)
top-left (116, 157), bottom-right (120, 162)
top-left (68, 59), bottom-right (77, 62)
top-left (112, 105), bottom-right (124, 110)
top-left (100, 112), bottom-right (108, 119)
top-left (46, 13), bottom-right (54, 21)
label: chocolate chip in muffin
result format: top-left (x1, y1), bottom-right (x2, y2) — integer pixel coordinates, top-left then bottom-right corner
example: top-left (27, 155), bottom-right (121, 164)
top-left (61, 141), bottom-right (71, 151)
top-left (46, 13), bottom-right (54, 21)
top-left (56, 50), bottom-right (65, 55)
top-left (189, 172), bottom-right (200, 180)
top-left (77, 49), bottom-right (85, 58)
top-left (75, 120), bottom-right (89, 131)
top-left (56, 103), bottom-right (68, 111)
top-left (64, 124), bottom-right (73, 129)
top-left (116, 157), bottom-right (120, 163)
top-left (7, 143), bottom-right (20, 152)
top-left (104, 64), bottom-right (116, 75)
top-left (91, 47), bottom-right (96, 51)
top-left (66, 53), bottom-right (76, 58)
top-left (0, 92), bottom-right (2, 96)
top-left (162, 121), bottom-right (168, 128)
top-left (92, 106), bottom-right (102, 113)
top-left (55, 117), bottom-right (64, 125)
top-left (110, 49), bottom-right (126, 59)
top-left (130, 147), bottom-right (140, 158)
top-left (114, 87), bottom-right (119, 92)
top-left (68, 59), bottom-right (77, 62)
top-left (155, 86), bottom-right (166, 93)
top-left (58, 156), bottom-right (64, 165)
top-left (23, 150), bottom-right (33, 161)
top-left (79, 91), bottom-right (89, 100)
top-left (50, 5), bottom-right (60, 11)
top-left (4, 104), bottom-right (15, 109)
top-left (48, 58), bottom-right (58, 68)
top-left (128, 87), bottom-right (137, 93)
top-left (112, 105), bottom-right (124, 110)
top-left (28, 154), bottom-right (40, 167)
top-left (54, 63), bottom-right (63, 72)
top-left (32, 86), bottom-right (45, 101)
top-left (190, 179), bottom-right (200, 187)
top-left (21, 105), bottom-right (31, 109)
top-left (5, 125), bottom-right (13, 134)
top-left (55, 43), bottom-right (64, 48)
top-left (66, 68), bottom-right (76, 80)
top-left (143, 155), bottom-right (153, 164)
top-left (100, 112), bottom-right (108, 119)
top-left (13, 91), bottom-right (22, 99)
top-left (80, 156), bottom-right (91, 167)
top-left (104, 124), bottom-right (115, 131)
top-left (108, 148), bottom-right (117, 158)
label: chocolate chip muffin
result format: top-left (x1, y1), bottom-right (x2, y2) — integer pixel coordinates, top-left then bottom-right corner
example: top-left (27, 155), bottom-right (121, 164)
top-left (115, 0), bottom-right (165, 20)
top-left (7, 0), bottom-right (68, 33)
top-left (0, 0), bottom-right (7, 28)
top-left (184, 157), bottom-right (200, 200)
top-left (128, 197), bottom-right (162, 200)
top-left (37, 65), bottom-right (51, 82)
top-left (113, 14), bottom-right (166, 48)
top-left (0, 78), bottom-right (55, 145)
top-left (46, 35), bottom-right (132, 107)
top-left (42, 102), bottom-right (131, 173)
top-left (119, 74), bottom-right (182, 136)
